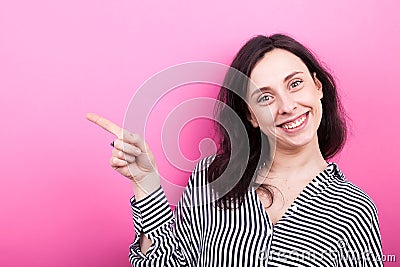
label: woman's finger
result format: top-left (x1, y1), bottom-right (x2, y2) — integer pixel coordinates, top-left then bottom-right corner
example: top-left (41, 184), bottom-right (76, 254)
top-left (110, 156), bottom-right (129, 167)
top-left (86, 113), bottom-right (123, 139)
top-left (113, 139), bottom-right (142, 156)
top-left (112, 148), bottom-right (136, 163)
top-left (121, 130), bottom-right (147, 152)
top-left (87, 113), bottom-right (148, 151)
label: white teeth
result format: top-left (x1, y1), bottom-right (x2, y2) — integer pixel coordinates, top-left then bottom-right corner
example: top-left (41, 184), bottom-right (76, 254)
top-left (282, 114), bottom-right (307, 129)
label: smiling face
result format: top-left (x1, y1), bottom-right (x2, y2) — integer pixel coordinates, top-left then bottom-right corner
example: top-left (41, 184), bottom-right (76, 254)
top-left (246, 48), bottom-right (323, 151)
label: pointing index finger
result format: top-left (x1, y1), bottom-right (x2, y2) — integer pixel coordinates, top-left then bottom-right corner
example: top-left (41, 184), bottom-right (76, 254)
top-left (86, 112), bottom-right (123, 139)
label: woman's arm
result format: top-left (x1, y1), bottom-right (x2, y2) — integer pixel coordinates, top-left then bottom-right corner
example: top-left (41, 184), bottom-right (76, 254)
top-left (131, 172), bottom-right (163, 255)
top-left (128, 167), bottom-right (203, 267)
top-left (364, 202), bottom-right (383, 266)
top-left (343, 190), bottom-right (383, 267)
top-left (86, 113), bottom-right (198, 266)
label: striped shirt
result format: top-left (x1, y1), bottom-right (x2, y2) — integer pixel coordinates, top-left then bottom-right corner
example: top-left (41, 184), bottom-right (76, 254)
top-left (129, 156), bottom-right (382, 266)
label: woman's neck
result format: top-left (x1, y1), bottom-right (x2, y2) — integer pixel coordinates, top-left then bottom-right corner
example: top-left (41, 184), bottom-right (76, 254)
top-left (267, 138), bottom-right (327, 182)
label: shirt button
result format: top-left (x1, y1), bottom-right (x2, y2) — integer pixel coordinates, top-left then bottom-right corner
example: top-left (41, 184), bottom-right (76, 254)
top-left (292, 204), bottom-right (298, 212)
top-left (313, 181), bottom-right (320, 187)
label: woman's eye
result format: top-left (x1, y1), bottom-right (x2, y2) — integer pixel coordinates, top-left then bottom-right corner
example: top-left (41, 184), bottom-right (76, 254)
top-left (290, 80), bottom-right (303, 89)
top-left (257, 94), bottom-right (272, 103)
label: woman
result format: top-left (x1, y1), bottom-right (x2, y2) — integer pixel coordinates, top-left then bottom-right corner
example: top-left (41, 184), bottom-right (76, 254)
top-left (87, 34), bottom-right (382, 266)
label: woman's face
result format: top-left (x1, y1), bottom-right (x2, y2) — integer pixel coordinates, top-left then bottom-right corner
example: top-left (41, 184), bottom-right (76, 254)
top-left (246, 48), bottom-right (323, 151)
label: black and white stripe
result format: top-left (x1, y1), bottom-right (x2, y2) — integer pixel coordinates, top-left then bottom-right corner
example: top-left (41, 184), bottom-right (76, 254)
top-left (129, 156), bottom-right (382, 266)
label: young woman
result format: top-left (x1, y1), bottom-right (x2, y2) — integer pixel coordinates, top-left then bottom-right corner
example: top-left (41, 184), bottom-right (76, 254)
top-left (87, 34), bottom-right (382, 266)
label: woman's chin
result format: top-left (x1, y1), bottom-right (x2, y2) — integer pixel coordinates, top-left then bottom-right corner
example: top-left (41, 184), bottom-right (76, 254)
top-left (275, 132), bottom-right (318, 151)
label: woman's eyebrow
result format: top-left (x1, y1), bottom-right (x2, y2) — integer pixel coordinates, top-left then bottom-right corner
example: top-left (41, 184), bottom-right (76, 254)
top-left (250, 71), bottom-right (304, 98)
top-left (283, 71), bottom-right (303, 83)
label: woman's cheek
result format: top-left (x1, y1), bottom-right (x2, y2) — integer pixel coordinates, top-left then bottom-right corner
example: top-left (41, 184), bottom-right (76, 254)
top-left (257, 112), bottom-right (276, 137)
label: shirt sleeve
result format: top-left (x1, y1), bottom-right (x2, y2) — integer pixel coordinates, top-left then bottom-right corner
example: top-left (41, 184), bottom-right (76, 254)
top-left (363, 203), bottom-right (383, 266)
top-left (128, 169), bottom-right (201, 267)
top-left (342, 195), bottom-right (383, 267)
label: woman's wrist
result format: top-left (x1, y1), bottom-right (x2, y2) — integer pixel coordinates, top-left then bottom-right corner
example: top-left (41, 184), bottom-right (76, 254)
top-left (131, 172), bottom-right (161, 201)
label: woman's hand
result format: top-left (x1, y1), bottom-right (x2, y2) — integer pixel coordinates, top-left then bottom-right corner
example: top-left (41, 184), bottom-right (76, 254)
top-left (86, 113), bottom-right (160, 198)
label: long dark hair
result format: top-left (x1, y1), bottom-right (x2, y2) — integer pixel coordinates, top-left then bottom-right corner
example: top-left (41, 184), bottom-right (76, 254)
top-left (207, 34), bottom-right (348, 208)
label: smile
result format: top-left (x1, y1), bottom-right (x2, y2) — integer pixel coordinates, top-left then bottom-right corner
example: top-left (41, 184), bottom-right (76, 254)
top-left (279, 111), bottom-right (309, 131)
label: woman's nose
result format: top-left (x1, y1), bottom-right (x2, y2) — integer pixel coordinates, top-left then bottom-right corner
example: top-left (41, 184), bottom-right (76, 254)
top-left (277, 92), bottom-right (297, 114)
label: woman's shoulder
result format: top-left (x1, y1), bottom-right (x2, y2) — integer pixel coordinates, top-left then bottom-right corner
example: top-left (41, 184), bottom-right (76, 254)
top-left (185, 155), bottom-right (216, 190)
top-left (327, 162), bottom-right (378, 217)
top-left (192, 154), bottom-right (216, 174)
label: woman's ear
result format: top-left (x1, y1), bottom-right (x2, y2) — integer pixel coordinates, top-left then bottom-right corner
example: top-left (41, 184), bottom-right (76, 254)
top-left (313, 72), bottom-right (323, 99)
top-left (247, 108), bottom-right (259, 128)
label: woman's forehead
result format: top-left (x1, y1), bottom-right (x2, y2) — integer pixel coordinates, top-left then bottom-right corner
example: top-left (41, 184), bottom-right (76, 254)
top-left (250, 49), bottom-right (308, 83)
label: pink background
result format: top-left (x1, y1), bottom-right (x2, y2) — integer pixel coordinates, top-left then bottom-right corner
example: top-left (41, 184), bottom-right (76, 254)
top-left (1, 0), bottom-right (399, 266)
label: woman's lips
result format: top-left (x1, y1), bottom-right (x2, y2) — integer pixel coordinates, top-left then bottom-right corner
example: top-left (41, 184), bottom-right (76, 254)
top-left (278, 111), bottom-right (309, 132)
